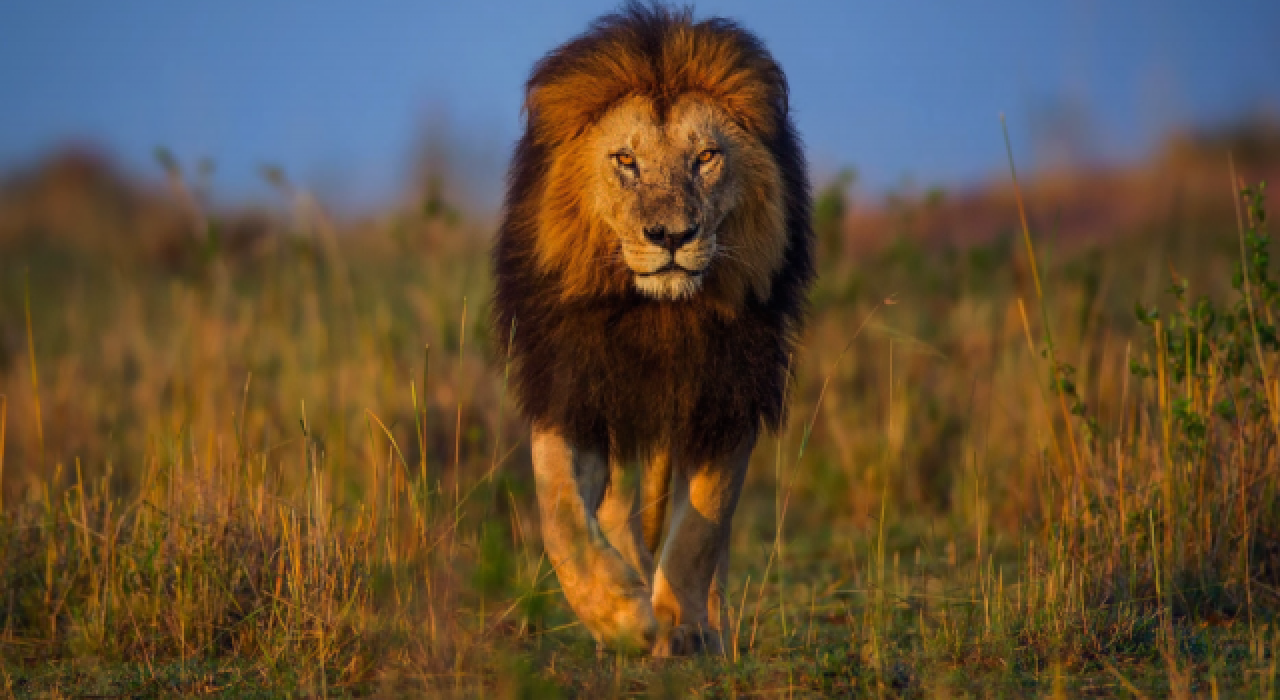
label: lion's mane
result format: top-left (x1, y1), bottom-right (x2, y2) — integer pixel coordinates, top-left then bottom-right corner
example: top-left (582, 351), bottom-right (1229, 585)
top-left (491, 3), bottom-right (815, 463)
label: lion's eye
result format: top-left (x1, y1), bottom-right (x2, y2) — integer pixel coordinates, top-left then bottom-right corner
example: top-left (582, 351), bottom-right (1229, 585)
top-left (613, 152), bottom-right (635, 168)
top-left (697, 149), bottom-right (720, 165)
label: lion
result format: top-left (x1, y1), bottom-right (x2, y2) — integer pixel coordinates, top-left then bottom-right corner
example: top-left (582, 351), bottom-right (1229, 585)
top-left (491, 4), bottom-right (814, 656)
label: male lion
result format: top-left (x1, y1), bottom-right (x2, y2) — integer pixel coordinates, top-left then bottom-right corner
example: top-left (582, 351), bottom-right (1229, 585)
top-left (491, 4), bottom-right (814, 656)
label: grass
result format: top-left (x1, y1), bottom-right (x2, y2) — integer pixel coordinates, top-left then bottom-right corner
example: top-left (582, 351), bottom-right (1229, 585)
top-left (0, 141), bottom-right (1278, 697)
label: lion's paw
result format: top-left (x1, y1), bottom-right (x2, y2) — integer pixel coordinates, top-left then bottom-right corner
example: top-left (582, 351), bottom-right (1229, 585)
top-left (579, 589), bottom-right (657, 655)
top-left (651, 624), bottom-right (724, 657)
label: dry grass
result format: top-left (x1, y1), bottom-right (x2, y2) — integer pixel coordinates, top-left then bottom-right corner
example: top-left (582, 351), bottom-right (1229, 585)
top-left (0, 141), bottom-right (1278, 697)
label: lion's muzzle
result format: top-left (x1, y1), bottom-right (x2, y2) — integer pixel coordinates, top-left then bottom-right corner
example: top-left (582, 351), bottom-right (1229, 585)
top-left (625, 228), bottom-right (715, 300)
top-left (623, 189), bottom-right (716, 299)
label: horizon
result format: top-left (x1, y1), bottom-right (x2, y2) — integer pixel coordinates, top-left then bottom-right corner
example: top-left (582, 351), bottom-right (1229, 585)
top-left (2, 1), bottom-right (1278, 213)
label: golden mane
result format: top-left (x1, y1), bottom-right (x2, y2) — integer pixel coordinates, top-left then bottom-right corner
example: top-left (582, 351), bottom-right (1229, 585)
top-left (525, 11), bottom-right (787, 147)
top-left (491, 3), bottom-right (814, 462)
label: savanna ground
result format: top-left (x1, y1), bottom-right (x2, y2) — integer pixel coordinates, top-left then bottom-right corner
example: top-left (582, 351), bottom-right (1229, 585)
top-left (1, 123), bottom-right (1279, 697)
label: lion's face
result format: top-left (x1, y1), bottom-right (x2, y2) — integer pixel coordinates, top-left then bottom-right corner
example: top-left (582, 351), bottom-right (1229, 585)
top-left (587, 96), bottom-right (760, 301)
top-left (518, 13), bottom-right (797, 310)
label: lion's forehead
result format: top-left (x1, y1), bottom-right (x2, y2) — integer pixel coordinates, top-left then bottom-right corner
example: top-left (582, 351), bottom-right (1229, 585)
top-left (596, 95), bottom-right (731, 162)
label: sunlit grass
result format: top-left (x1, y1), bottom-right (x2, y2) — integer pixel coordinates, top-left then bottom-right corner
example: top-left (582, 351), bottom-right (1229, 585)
top-left (0, 146), bottom-right (1277, 696)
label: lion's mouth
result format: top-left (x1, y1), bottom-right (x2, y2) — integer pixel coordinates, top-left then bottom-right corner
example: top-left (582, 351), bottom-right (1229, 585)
top-left (636, 263), bottom-right (705, 278)
top-left (631, 260), bottom-right (708, 300)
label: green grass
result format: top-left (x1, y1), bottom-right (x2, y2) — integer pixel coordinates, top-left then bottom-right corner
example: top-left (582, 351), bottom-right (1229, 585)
top-left (0, 150), bottom-right (1278, 697)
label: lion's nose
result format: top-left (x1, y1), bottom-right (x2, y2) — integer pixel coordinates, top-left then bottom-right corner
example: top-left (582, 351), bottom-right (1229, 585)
top-left (643, 224), bottom-right (699, 252)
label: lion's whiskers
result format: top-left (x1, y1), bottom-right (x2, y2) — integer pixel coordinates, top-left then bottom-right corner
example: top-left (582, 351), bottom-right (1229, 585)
top-left (711, 245), bottom-right (765, 276)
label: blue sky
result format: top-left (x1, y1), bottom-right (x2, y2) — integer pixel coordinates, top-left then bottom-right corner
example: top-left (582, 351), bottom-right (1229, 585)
top-left (1, 1), bottom-right (1277, 211)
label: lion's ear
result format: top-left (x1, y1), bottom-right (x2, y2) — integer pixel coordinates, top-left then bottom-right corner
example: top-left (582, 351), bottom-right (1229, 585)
top-left (527, 74), bottom-right (642, 146)
top-left (522, 84), bottom-right (548, 128)
top-left (524, 83), bottom-right (595, 146)
top-left (523, 82), bottom-right (561, 121)
top-left (520, 90), bottom-right (536, 124)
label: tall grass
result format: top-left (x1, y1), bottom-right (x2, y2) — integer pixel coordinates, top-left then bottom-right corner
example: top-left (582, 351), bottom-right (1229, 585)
top-left (0, 149), bottom-right (1277, 696)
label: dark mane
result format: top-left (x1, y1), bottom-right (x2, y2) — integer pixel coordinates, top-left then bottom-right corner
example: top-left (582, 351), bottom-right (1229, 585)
top-left (491, 3), bottom-right (814, 463)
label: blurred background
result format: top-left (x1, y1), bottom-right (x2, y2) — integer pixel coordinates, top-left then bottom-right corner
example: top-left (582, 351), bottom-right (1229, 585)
top-left (2, 0), bottom-right (1280, 572)
top-left (3, 0), bottom-right (1280, 541)
top-left (3, 3), bottom-right (1280, 694)
top-left (2, 1), bottom-right (1278, 212)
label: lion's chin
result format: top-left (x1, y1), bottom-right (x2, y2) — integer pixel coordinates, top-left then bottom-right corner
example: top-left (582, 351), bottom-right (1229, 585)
top-left (633, 269), bottom-right (705, 300)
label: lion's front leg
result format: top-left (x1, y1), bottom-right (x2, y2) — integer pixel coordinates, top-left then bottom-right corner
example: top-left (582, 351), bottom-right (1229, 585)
top-left (650, 434), bottom-right (753, 657)
top-left (596, 458), bottom-right (656, 587)
top-left (532, 428), bottom-right (657, 651)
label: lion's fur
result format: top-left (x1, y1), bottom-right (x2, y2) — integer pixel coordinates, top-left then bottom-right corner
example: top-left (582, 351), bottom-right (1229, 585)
top-left (491, 3), bottom-right (814, 464)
